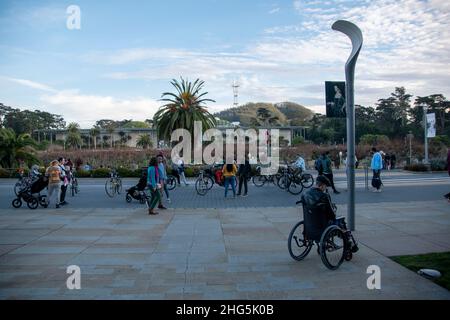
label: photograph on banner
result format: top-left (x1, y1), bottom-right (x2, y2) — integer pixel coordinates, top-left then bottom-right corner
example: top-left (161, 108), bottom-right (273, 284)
top-left (426, 113), bottom-right (436, 138)
top-left (325, 81), bottom-right (346, 118)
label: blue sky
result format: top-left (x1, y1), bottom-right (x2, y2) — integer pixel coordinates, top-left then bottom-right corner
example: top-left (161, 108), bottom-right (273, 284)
top-left (1, 0), bottom-right (449, 127)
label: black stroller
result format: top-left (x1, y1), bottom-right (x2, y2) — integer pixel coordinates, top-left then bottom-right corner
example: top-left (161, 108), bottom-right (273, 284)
top-left (12, 175), bottom-right (48, 210)
top-left (125, 175), bottom-right (148, 204)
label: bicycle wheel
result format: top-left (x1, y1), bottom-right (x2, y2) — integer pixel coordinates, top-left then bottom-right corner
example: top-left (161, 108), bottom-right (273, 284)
top-left (27, 197), bottom-right (39, 210)
top-left (288, 180), bottom-right (304, 195)
top-left (12, 198), bottom-right (22, 208)
top-left (195, 178), bottom-right (209, 196)
top-left (252, 175), bottom-right (266, 187)
top-left (166, 176), bottom-right (177, 190)
top-left (205, 175), bottom-right (215, 190)
top-left (288, 221), bottom-right (313, 261)
top-left (301, 173), bottom-right (314, 189)
top-left (277, 175), bottom-right (289, 190)
top-left (116, 179), bottom-right (123, 194)
top-left (319, 225), bottom-right (347, 270)
top-left (105, 180), bottom-right (116, 198)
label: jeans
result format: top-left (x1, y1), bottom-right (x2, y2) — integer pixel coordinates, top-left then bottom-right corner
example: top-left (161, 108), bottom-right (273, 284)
top-left (323, 173), bottom-right (338, 192)
top-left (60, 184), bottom-right (67, 202)
top-left (224, 176), bottom-right (236, 197)
top-left (47, 182), bottom-right (61, 206)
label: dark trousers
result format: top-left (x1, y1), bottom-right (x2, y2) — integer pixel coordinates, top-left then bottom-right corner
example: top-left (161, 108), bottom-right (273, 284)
top-left (323, 173), bottom-right (337, 192)
top-left (60, 184), bottom-right (67, 202)
top-left (172, 171), bottom-right (181, 184)
top-left (238, 175), bottom-right (248, 195)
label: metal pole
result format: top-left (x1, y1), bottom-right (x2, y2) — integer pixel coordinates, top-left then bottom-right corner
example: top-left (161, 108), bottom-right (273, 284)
top-left (423, 105), bottom-right (428, 164)
top-left (332, 20), bottom-right (363, 231)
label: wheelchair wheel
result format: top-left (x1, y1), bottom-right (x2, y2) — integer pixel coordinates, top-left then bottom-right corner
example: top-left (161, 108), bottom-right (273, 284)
top-left (12, 198), bottom-right (22, 208)
top-left (288, 221), bottom-right (313, 261)
top-left (125, 194), bottom-right (132, 203)
top-left (27, 197), bottom-right (39, 210)
top-left (319, 225), bottom-right (347, 270)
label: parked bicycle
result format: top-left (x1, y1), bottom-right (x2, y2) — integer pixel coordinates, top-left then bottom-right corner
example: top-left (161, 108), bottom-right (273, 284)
top-left (105, 170), bottom-right (122, 198)
top-left (252, 166), bottom-right (280, 187)
top-left (195, 169), bottom-right (215, 196)
top-left (69, 171), bottom-right (79, 197)
top-left (277, 163), bottom-right (314, 195)
top-left (165, 174), bottom-right (178, 191)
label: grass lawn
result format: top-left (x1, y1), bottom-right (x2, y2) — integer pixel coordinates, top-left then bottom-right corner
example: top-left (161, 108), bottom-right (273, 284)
top-left (390, 252), bottom-right (450, 291)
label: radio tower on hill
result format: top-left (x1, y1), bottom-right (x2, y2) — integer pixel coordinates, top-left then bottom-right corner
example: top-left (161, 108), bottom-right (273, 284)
top-left (232, 80), bottom-right (239, 107)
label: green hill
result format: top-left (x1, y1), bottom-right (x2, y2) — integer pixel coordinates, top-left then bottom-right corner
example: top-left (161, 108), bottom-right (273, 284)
top-left (214, 102), bottom-right (313, 127)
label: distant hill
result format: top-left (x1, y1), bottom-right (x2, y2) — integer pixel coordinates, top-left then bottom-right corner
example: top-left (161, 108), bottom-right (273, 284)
top-left (214, 102), bottom-right (313, 127)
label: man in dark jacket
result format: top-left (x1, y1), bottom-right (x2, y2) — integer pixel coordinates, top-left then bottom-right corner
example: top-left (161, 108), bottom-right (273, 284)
top-left (301, 175), bottom-right (336, 241)
top-left (237, 157), bottom-right (251, 197)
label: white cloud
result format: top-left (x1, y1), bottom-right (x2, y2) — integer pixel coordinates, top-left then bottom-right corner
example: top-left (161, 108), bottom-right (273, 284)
top-left (1, 76), bottom-right (57, 92)
top-left (269, 7), bottom-right (280, 14)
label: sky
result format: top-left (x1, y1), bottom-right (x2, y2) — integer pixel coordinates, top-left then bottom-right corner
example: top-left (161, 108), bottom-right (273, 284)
top-left (0, 0), bottom-right (449, 128)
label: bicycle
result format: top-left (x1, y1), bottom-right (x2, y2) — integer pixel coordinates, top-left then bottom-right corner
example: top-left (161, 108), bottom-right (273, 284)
top-left (166, 174), bottom-right (178, 191)
top-left (105, 170), bottom-right (122, 198)
top-left (195, 170), bottom-right (212, 196)
top-left (252, 166), bottom-right (280, 187)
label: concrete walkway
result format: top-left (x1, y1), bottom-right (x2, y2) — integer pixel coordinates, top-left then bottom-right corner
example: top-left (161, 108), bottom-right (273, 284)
top-left (0, 200), bottom-right (449, 299)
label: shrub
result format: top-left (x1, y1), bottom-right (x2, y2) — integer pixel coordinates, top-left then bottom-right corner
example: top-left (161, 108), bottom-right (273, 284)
top-left (430, 160), bottom-right (447, 171)
top-left (292, 136), bottom-right (305, 146)
top-left (359, 134), bottom-right (390, 146)
top-left (91, 168), bottom-right (111, 178)
top-left (0, 168), bottom-right (11, 178)
top-left (404, 163), bottom-right (428, 172)
top-left (76, 169), bottom-right (92, 178)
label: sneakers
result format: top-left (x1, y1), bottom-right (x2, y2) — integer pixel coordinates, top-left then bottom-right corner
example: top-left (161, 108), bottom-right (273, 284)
top-left (56, 204), bottom-right (60, 208)
top-left (167, 198), bottom-right (171, 203)
top-left (158, 205), bottom-right (167, 210)
top-left (242, 194), bottom-right (248, 197)
top-left (334, 190), bottom-right (340, 194)
top-left (148, 209), bottom-right (159, 215)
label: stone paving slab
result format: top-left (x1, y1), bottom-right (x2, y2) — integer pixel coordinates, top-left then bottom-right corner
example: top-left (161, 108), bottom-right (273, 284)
top-left (0, 201), bottom-right (449, 299)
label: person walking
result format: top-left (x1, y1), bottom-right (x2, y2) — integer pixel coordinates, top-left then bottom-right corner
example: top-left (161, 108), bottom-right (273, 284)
top-left (157, 154), bottom-right (170, 207)
top-left (222, 162), bottom-right (237, 198)
top-left (178, 158), bottom-right (189, 186)
top-left (321, 151), bottom-right (340, 194)
top-left (237, 157), bottom-right (251, 197)
top-left (58, 157), bottom-right (69, 206)
top-left (45, 160), bottom-right (62, 208)
top-left (146, 157), bottom-right (161, 215)
top-left (371, 147), bottom-right (383, 192)
top-left (390, 153), bottom-right (396, 169)
top-left (314, 154), bottom-right (324, 176)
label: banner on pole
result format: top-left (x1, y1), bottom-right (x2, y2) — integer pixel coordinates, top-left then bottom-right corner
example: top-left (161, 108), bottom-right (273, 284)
top-left (426, 113), bottom-right (436, 138)
top-left (325, 81), bottom-right (346, 118)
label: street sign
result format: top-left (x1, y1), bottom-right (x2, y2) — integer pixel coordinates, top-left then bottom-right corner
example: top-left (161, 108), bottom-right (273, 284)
top-left (325, 81), bottom-right (346, 118)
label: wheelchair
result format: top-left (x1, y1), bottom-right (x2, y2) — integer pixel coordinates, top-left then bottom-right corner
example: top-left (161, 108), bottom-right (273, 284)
top-left (288, 200), bottom-right (359, 270)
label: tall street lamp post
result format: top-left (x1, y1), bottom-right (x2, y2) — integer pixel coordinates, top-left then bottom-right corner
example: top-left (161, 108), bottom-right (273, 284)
top-left (422, 103), bottom-right (429, 164)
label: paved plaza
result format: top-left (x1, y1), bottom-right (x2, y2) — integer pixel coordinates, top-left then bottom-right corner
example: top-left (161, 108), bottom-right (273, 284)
top-left (0, 170), bottom-right (449, 299)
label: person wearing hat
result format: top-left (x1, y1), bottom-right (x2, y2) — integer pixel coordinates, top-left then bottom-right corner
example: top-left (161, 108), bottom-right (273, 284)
top-left (300, 175), bottom-right (336, 242)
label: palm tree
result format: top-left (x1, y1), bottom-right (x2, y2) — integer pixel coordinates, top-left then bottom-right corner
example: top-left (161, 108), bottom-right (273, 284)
top-left (136, 134), bottom-right (153, 149)
top-left (90, 126), bottom-right (100, 150)
top-left (66, 122), bottom-right (82, 149)
top-left (153, 77), bottom-right (217, 142)
top-left (0, 128), bottom-right (39, 168)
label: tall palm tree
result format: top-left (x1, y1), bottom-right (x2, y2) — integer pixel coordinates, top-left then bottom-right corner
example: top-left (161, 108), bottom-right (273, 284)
top-left (0, 128), bottom-right (39, 168)
top-left (66, 122), bottom-right (82, 149)
top-left (90, 126), bottom-right (100, 150)
top-left (153, 77), bottom-right (217, 142)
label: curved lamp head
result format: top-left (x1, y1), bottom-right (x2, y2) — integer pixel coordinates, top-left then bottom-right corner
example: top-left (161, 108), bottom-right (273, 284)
top-left (332, 20), bottom-right (363, 69)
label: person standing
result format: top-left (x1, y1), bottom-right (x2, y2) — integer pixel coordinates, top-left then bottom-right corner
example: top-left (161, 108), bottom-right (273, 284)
top-left (222, 162), bottom-right (237, 198)
top-left (58, 157), bottom-right (69, 206)
top-left (237, 157), bottom-right (251, 197)
top-left (371, 147), bottom-right (383, 192)
top-left (157, 154), bottom-right (170, 207)
top-left (314, 154), bottom-right (324, 176)
top-left (45, 160), bottom-right (62, 208)
top-left (321, 151), bottom-right (340, 194)
top-left (390, 153), bottom-right (396, 170)
top-left (146, 157), bottom-right (161, 215)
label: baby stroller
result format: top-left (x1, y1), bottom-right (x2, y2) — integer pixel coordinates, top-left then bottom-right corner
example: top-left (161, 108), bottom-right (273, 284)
top-left (125, 175), bottom-right (148, 204)
top-left (12, 175), bottom-right (48, 210)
